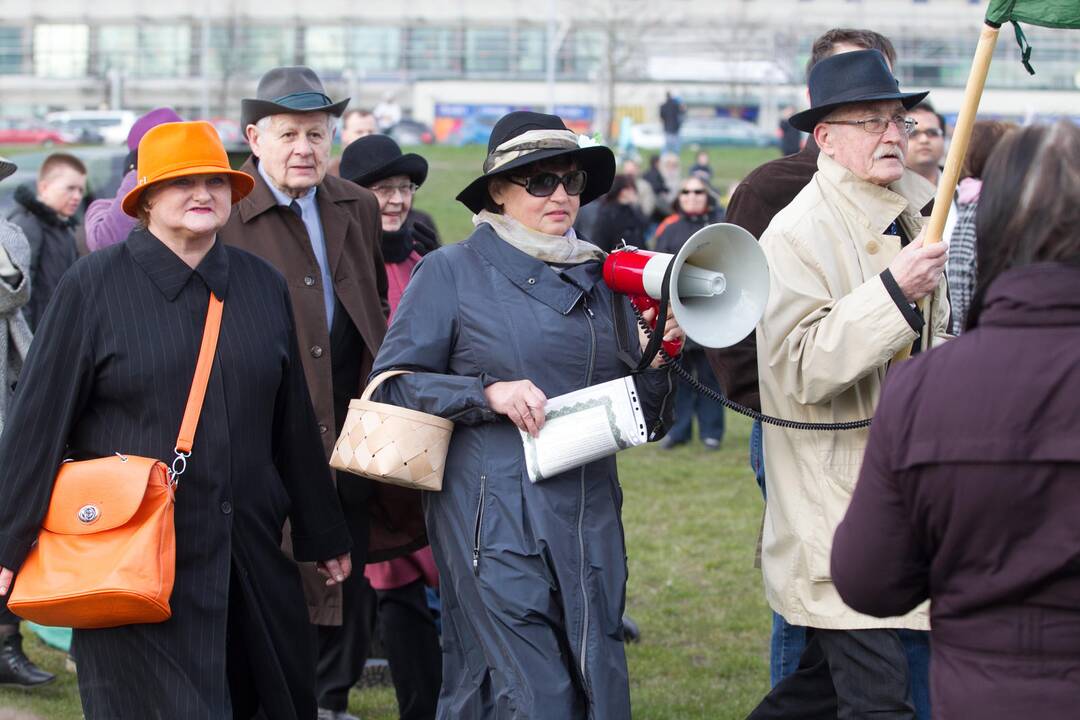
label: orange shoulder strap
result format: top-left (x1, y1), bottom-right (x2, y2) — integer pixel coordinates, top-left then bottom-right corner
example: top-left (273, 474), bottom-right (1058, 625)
top-left (175, 293), bottom-right (223, 455)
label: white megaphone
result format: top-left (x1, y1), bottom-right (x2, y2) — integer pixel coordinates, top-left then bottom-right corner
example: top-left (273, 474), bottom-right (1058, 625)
top-left (602, 223), bottom-right (770, 355)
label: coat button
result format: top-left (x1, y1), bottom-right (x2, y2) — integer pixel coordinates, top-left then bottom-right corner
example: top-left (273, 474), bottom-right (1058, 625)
top-left (310, 345), bottom-right (323, 358)
top-left (866, 240), bottom-right (880, 254)
top-left (304, 275), bottom-right (315, 286)
top-left (220, 500), bottom-right (232, 515)
top-left (318, 424), bottom-right (328, 434)
top-left (527, 277), bottom-right (536, 285)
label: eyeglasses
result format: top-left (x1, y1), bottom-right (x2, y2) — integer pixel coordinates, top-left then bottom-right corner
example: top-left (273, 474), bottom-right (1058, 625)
top-left (823, 116), bottom-right (917, 136)
top-left (506, 170), bottom-right (588, 198)
top-left (369, 182), bottom-right (418, 199)
top-left (909, 128), bottom-right (943, 140)
top-left (680, 188), bottom-right (707, 196)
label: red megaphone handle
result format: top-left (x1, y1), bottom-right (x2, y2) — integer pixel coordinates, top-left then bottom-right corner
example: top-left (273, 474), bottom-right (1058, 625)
top-left (629, 295), bottom-right (683, 359)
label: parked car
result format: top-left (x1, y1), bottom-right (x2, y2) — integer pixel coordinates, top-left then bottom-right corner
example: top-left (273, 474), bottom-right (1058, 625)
top-left (447, 114), bottom-right (500, 146)
top-left (679, 117), bottom-right (777, 147)
top-left (628, 123), bottom-right (665, 150)
top-left (0, 119), bottom-right (69, 147)
top-left (46, 119), bottom-right (106, 145)
top-left (387, 118), bottom-right (434, 145)
top-left (0, 146), bottom-right (128, 218)
top-left (44, 110), bottom-right (137, 146)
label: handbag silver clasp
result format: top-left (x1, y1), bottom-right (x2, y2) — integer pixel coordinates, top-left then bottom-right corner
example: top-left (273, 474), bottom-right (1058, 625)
top-left (170, 450), bottom-right (191, 487)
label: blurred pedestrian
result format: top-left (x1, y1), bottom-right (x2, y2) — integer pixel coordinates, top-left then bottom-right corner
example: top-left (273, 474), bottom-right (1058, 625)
top-left (0, 120), bottom-right (354, 719)
top-left (689, 150), bottom-right (713, 182)
top-left (621, 158), bottom-right (656, 219)
top-left (947, 120), bottom-right (1015, 334)
top-left (7, 153), bottom-right (85, 331)
top-left (778, 106), bottom-right (803, 156)
top-left (83, 107), bottom-right (182, 253)
top-left (0, 156), bottom-right (52, 690)
top-left (373, 92), bottom-right (402, 131)
top-left (219, 65), bottom-right (421, 720)
top-left (591, 174), bottom-right (648, 253)
top-left (655, 175), bottom-right (726, 450)
top-left (659, 91), bottom-right (685, 153)
top-left (832, 121), bottom-right (1080, 720)
top-left (340, 109), bottom-right (378, 146)
top-left (746, 49), bottom-right (949, 720)
top-left (648, 174), bottom-right (725, 446)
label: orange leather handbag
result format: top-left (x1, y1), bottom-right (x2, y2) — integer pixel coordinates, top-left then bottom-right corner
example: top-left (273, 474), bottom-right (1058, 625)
top-left (8, 294), bottom-right (223, 629)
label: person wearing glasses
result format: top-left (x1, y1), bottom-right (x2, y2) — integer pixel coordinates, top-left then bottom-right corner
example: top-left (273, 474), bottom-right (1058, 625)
top-left (339, 133), bottom-right (442, 720)
top-left (654, 175), bottom-right (725, 450)
top-left (746, 50), bottom-right (950, 719)
top-left (905, 101), bottom-right (947, 187)
top-left (370, 111), bottom-right (678, 719)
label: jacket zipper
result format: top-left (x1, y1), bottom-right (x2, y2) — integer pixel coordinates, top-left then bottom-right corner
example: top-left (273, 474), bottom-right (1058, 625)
top-left (578, 293), bottom-right (596, 701)
top-left (472, 474), bottom-right (487, 575)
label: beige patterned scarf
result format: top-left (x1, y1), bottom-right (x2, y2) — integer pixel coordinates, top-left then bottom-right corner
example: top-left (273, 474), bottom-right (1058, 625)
top-left (474, 210), bottom-right (604, 266)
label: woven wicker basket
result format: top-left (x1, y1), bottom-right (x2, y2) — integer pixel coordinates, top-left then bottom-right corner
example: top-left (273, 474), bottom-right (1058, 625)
top-left (330, 370), bottom-right (453, 491)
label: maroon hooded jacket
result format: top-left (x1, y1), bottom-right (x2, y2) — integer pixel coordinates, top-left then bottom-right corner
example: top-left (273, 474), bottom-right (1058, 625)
top-left (832, 262), bottom-right (1080, 720)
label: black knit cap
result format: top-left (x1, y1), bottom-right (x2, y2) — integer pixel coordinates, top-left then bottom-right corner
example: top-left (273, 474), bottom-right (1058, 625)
top-left (455, 111), bottom-right (615, 214)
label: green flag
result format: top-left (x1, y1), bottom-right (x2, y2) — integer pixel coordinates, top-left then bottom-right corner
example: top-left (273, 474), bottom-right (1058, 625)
top-left (985, 0), bottom-right (1080, 74)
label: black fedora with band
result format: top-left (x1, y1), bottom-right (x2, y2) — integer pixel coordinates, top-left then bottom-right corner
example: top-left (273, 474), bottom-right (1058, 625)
top-left (241, 66), bottom-right (349, 129)
top-left (456, 111), bottom-right (615, 214)
top-left (789, 49), bottom-right (929, 133)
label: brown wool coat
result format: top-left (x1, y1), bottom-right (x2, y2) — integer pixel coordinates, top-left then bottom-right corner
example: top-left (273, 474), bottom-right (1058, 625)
top-left (220, 157), bottom-right (426, 624)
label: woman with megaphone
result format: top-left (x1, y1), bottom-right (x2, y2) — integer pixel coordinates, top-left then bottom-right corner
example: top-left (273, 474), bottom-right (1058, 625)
top-left (369, 111), bottom-right (680, 719)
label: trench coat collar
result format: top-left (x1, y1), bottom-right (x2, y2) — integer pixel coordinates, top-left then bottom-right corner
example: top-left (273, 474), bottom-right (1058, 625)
top-left (978, 262), bottom-right (1080, 329)
top-left (127, 227), bottom-right (230, 301)
top-left (815, 152), bottom-right (936, 235)
top-left (235, 156), bottom-right (355, 275)
top-left (468, 223), bottom-right (604, 315)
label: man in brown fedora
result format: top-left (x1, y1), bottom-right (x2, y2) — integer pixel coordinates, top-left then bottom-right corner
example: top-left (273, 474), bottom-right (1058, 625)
top-left (219, 65), bottom-right (423, 720)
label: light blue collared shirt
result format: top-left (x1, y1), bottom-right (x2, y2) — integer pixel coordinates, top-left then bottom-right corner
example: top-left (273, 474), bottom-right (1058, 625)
top-left (256, 160), bottom-right (335, 329)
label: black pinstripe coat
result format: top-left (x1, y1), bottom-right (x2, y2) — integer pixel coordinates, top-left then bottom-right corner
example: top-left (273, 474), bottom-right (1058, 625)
top-left (0, 229), bottom-right (351, 718)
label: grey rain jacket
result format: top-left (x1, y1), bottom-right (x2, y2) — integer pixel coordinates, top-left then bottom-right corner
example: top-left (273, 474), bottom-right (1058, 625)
top-left (372, 223), bottom-right (674, 719)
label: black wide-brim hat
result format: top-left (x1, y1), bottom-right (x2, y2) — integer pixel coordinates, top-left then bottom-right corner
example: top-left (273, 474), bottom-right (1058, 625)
top-left (789, 49), bottom-right (929, 133)
top-left (339, 134), bottom-right (428, 188)
top-left (456, 111), bottom-right (615, 214)
top-left (241, 65), bottom-right (349, 129)
top-left (0, 156), bottom-right (15, 182)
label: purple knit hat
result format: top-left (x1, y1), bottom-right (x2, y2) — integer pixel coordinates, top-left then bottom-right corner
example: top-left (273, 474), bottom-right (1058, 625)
top-left (127, 107), bottom-right (184, 151)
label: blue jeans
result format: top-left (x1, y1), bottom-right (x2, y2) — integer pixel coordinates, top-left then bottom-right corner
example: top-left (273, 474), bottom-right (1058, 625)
top-left (663, 132), bottom-right (681, 154)
top-left (751, 422), bottom-right (931, 717)
top-left (668, 350), bottom-right (726, 444)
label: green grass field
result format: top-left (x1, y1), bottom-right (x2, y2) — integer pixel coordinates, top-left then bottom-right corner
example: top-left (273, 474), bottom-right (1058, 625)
top-left (0, 144), bottom-right (780, 719)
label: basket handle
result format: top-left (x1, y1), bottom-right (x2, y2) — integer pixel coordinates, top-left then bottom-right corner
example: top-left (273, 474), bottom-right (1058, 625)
top-left (359, 370), bottom-right (414, 402)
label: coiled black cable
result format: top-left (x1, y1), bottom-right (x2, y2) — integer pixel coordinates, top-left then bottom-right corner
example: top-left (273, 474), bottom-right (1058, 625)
top-left (633, 308), bottom-right (873, 431)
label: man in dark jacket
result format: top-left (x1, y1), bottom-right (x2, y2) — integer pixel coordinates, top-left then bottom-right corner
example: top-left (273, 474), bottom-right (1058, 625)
top-left (659, 91), bottom-right (685, 153)
top-left (7, 153), bottom-right (85, 330)
top-left (218, 65), bottom-right (416, 720)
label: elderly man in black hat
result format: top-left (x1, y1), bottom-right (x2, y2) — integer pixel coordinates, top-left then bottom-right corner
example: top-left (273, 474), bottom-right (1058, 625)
top-left (746, 50), bottom-right (950, 718)
top-left (218, 66), bottom-right (420, 720)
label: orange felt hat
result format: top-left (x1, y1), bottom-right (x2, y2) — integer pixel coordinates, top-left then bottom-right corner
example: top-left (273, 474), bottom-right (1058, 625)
top-left (122, 120), bottom-right (255, 218)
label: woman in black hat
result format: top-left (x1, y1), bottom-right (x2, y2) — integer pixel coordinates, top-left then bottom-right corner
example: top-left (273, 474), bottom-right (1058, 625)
top-left (340, 133), bottom-right (443, 720)
top-left (340, 135), bottom-right (439, 320)
top-left (370, 111), bottom-right (679, 719)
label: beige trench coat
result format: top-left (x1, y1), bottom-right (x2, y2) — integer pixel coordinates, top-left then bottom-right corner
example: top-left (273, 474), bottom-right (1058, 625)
top-left (755, 152), bottom-right (949, 630)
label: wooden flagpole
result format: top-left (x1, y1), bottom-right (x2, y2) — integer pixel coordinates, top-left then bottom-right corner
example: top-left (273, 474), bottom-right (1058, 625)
top-left (919, 22), bottom-right (1000, 349)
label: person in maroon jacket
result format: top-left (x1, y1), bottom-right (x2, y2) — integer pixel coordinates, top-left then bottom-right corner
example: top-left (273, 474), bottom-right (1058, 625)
top-left (832, 120), bottom-right (1080, 720)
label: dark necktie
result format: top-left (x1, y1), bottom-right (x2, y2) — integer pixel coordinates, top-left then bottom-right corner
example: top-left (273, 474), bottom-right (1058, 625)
top-left (289, 200), bottom-right (303, 219)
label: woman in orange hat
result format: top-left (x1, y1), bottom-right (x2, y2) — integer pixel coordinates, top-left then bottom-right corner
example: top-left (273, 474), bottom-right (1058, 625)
top-left (0, 121), bottom-right (353, 719)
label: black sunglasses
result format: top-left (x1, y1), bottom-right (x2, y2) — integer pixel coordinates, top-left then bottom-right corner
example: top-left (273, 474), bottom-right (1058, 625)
top-left (680, 188), bottom-right (707, 196)
top-left (507, 170), bottom-right (588, 198)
